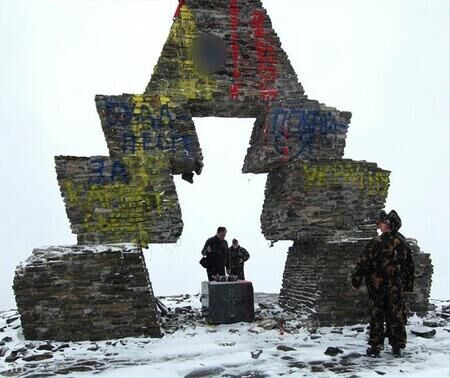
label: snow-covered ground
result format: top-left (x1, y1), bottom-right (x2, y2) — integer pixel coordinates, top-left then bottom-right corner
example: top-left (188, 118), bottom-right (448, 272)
top-left (0, 294), bottom-right (449, 378)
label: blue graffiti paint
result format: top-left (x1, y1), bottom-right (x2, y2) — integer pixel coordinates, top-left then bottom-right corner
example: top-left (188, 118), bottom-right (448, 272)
top-left (88, 158), bottom-right (129, 184)
top-left (269, 108), bottom-right (348, 156)
top-left (100, 97), bottom-right (195, 159)
top-left (121, 128), bottom-right (193, 157)
top-left (111, 160), bottom-right (129, 183)
top-left (102, 100), bottom-right (134, 128)
top-left (122, 132), bottom-right (136, 154)
top-left (142, 131), bottom-right (152, 151)
top-left (88, 158), bottom-right (105, 185)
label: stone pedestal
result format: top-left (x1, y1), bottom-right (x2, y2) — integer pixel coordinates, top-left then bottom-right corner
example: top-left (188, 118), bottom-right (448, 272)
top-left (13, 245), bottom-right (161, 341)
top-left (201, 281), bottom-right (254, 324)
top-left (279, 238), bottom-right (433, 326)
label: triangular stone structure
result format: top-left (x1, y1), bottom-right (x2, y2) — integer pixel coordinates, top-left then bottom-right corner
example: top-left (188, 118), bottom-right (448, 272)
top-left (13, 0), bottom-right (433, 340)
top-left (55, 0), bottom-right (355, 245)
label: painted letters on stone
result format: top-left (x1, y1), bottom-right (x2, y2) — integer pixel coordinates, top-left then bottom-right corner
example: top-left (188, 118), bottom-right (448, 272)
top-left (55, 0), bottom-right (384, 248)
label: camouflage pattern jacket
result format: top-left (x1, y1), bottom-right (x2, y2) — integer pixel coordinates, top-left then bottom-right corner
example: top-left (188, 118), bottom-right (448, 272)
top-left (352, 232), bottom-right (415, 294)
top-left (227, 246), bottom-right (250, 272)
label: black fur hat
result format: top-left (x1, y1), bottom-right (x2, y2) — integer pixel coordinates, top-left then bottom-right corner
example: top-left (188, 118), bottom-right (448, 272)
top-left (384, 210), bottom-right (402, 231)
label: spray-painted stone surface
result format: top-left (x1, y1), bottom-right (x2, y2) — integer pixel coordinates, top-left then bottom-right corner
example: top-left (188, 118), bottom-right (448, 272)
top-left (55, 155), bottom-right (182, 245)
top-left (261, 160), bottom-right (390, 241)
top-left (14, 245), bottom-right (160, 341)
top-left (55, 0), bottom-right (356, 245)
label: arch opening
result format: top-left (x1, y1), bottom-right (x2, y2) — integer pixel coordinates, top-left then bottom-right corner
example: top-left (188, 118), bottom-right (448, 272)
top-left (147, 117), bottom-right (290, 296)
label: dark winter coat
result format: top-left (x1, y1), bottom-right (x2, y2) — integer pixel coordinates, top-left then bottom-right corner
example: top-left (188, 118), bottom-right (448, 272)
top-left (201, 236), bottom-right (228, 278)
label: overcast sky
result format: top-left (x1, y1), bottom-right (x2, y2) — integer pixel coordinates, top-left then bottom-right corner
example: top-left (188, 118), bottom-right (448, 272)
top-left (0, 0), bottom-right (448, 311)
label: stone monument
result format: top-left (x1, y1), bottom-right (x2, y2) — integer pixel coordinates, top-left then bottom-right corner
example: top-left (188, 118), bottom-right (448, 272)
top-left (13, 0), bottom-right (433, 339)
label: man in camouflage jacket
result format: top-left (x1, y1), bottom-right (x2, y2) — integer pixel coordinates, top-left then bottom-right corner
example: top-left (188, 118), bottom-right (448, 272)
top-left (227, 239), bottom-right (250, 280)
top-left (351, 210), bottom-right (415, 357)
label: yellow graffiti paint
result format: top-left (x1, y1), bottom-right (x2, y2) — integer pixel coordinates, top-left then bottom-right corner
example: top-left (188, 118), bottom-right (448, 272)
top-left (61, 3), bottom-right (214, 244)
top-left (159, 94), bottom-right (171, 106)
top-left (302, 162), bottom-right (390, 196)
top-left (60, 152), bottom-right (175, 245)
top-left (161, 4), bottom-right (216, 101)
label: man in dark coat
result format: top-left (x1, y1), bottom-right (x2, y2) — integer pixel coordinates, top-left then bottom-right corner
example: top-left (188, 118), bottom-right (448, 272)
top-left (227, 239), bottom-right (250, 280)
top-left (351, 210), bottom-right (415, 358)
top-left (201, 226), bottom-right (228, 281)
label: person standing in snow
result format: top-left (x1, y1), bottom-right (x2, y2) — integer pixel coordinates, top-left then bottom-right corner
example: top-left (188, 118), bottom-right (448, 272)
top-left (227, 239), bottom-right (250, 280)
top-left (200, 226), bottom-right (229, 281)
top-left (351, 210), bottom-right (415, 358)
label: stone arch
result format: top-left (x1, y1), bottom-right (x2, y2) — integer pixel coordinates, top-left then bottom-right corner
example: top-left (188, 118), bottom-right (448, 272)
top-left (41, 0), bottom-right (431, 335)
top-left (55, 0), bottom-right (376, 247)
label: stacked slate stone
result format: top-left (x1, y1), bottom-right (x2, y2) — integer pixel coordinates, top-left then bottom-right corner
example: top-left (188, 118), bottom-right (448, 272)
top-left (242, 103), bottom-right (352, 174)
top-left (405, 239), bottom-right (434, 314)
top-left (13, 245), bottom-right (161, 341)
top-left (14, 0), bottom-right (434, 342)
top-left (95, 94), bottom-right (203, 176)
top-left (55, 93), bottom-right (196, 246)
top-left (279, 239), bottom-right (372, 325)
top-left (261, 159), bottom-right (390, 241)
top-left (55, 155), bottom-right (182, 245)
top-left (146, 0), bottom-right (306, 118)
top-left (147, 0), bottom-right (352, 173)
top-left (280, 239), bottom-right (434, 325)
top-left (53, 0), bottom-right (355, 247)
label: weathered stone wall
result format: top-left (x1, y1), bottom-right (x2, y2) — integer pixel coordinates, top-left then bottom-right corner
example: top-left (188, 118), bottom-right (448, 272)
top-left (280, 239), bottom-right (433, 326)
top-left (95, 94), bottom-right (203, 176)
top-left (261, 159), bottom-right (390, 241)
top-left (55, 155), bottom-right (182, 245)
top-left (14, 245), bottom-right (161, 341)
top-left (243, 105), bottom-right (351, 174)
top-left (405, 239), bottom-right (435, 313)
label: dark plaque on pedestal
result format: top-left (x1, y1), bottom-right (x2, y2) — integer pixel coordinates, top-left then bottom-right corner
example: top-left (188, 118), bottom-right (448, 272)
top-left (201, 281), bottom-right (255, 324)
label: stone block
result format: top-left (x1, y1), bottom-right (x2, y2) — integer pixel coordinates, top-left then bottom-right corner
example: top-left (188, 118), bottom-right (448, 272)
top-left (55, 155), bottom-right (182, 245)
top-left (95, 94), bottom-right (203, 176)
top-left (243, 102), bottom-right (351, 173)
top-left (201, 281), bottom-right (254, 324)
top-left (262, 159), bottom-right (390, 241)
top-left (13, 245), bottom-right (161, 341)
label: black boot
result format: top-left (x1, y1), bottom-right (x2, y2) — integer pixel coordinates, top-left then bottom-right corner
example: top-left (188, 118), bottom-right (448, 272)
top-left (392, 346), bottom-right (402, 357)
top-left (366, 346), bottom-right (381, 358)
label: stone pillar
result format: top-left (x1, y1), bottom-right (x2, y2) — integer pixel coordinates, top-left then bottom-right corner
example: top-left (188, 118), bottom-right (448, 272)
top-left (279, 239), bottom-right (433, 326)
top-left (13, 245), bottom-right (161, 341)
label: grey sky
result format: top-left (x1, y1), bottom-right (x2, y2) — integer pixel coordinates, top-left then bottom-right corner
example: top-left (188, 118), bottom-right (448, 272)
top-left (0, 0), bottom-right (448, 310)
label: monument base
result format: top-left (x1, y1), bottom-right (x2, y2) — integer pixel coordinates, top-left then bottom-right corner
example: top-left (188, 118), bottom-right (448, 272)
top-left (280, 238), bottom-right (433, 326)
top-left (201, 281), bottom-right (254, 324)
top-left (13, 244), bottom-right (161, 341)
